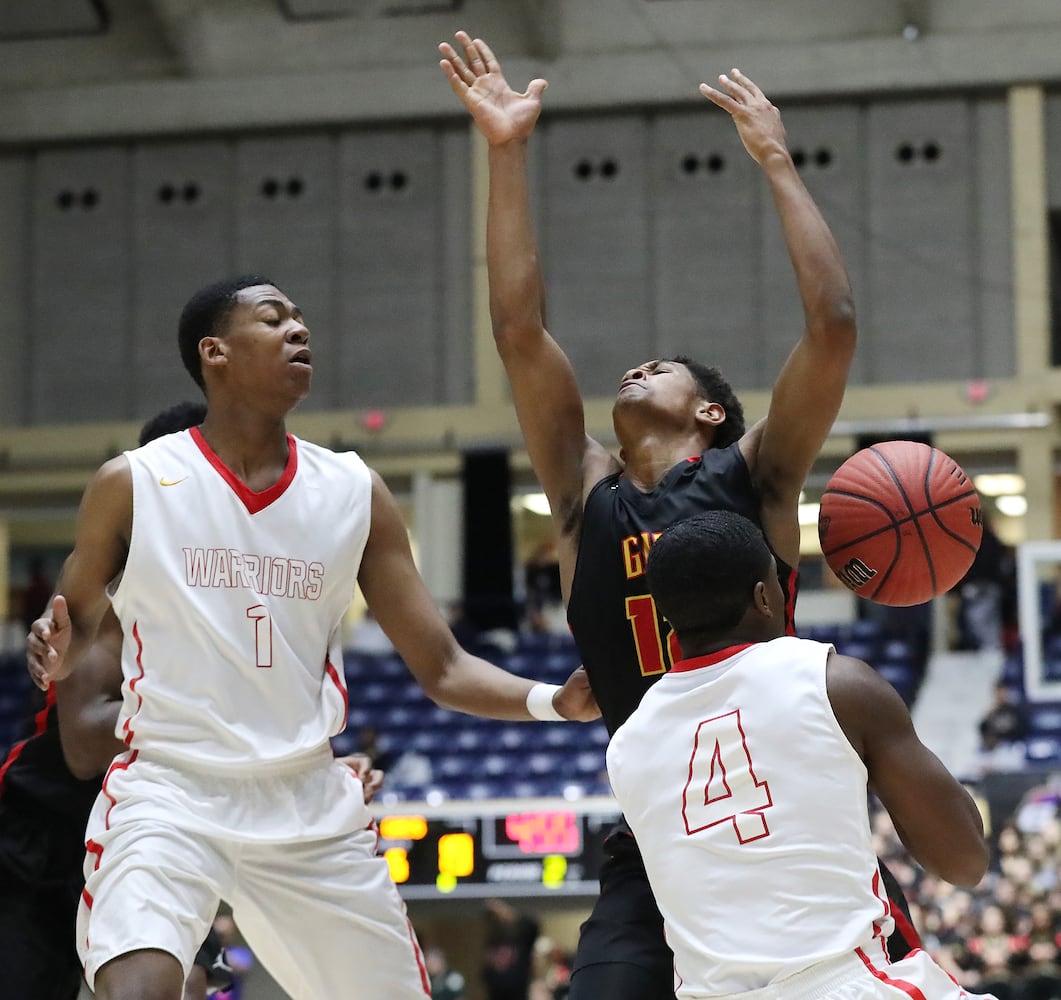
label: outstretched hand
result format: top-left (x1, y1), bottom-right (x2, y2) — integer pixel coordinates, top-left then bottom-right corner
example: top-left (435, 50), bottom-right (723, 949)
top-left (553, 666), bottom-right (601, 722)
top-left (439, 30), bottom-right (547, 145)
top-left (700, 69), bottom-right (788, 166)
top-left (26, 594), bottom-right (72, 691)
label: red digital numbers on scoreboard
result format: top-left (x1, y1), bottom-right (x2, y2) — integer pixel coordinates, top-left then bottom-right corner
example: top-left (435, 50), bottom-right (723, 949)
top-left (504, 811), bottom-right (580, 855)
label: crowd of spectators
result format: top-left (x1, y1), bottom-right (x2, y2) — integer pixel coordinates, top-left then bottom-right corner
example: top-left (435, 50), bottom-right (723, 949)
top-left (873, 789), bottom-right (1061, 1000)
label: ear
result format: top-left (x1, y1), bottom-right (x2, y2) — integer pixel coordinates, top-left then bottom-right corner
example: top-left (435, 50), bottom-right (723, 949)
top-left (199, 336), bottom-right (228, 375)
top-left (752, 580), bottom-right (773, 617)
top-left (695, 401), bottom-right (726, 430)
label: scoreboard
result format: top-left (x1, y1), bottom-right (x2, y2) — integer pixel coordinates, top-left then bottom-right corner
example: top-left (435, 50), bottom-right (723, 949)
top-left (374, 798), bottom-right (623, 899)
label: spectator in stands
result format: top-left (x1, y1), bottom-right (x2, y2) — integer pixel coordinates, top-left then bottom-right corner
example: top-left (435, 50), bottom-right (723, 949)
top-left (482, 898), bottom-right (540, 1000)
top-left (523, 540), bottom-right (565, 636)
top-left (354, 724), bottom-right (394, 772)
top-left (958, 516), bottom-right (1016, 654)
top-left (426, 945), bottom-right (467, 1000)
top-left (977, 683), bottom-right (1027, 755)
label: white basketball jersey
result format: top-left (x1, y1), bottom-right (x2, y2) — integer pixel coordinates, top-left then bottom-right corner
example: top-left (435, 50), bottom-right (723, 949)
top-left (110, 428), bottom-right (371, 770)
top-left (606, 636), bottom-right (895, 998)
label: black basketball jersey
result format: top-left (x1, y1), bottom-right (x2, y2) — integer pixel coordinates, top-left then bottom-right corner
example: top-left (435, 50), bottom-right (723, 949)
top-left (567, 442), bottom-right (798, 735)
top-left (0, 686), bottom-right (102, 887)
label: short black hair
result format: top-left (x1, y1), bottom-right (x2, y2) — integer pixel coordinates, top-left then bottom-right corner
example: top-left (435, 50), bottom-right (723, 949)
top-left (177, 274), bottom-right (275, 391)
top-left (664, 355), bottom-right (745, 448)
top-left (138, 401), bottom-right (207, 447)
top-left (646, 510), bottom-right (772, 641)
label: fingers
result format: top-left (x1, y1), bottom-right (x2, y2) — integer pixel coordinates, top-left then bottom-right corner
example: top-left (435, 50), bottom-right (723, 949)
top-left (438, 30), bottom-right (491, 87)
top-left (363, 768), bottom-right (384, 804)
top-left (700, 69), bottom-right (762, 109)
top-left (475, 36), bottom-right (502, 74)
top-left (52, 594), bottom-right (70, 630)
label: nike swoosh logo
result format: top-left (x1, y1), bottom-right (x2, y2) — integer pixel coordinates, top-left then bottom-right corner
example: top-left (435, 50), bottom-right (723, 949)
top-left (159, 476), bottom-right (188, 487)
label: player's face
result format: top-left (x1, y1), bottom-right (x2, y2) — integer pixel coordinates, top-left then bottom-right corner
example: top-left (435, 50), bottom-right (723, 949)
top-left (613, 360), bottom-right (703, 424)
top-left (221, 285), bottom-right (313, 403)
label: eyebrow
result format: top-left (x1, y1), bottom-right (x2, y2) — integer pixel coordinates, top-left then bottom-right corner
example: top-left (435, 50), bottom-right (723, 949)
top-left (254, 297), bottom-right (303, 320)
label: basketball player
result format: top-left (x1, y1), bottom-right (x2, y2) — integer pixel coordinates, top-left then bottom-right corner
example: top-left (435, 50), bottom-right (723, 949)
top-left (26, 275), bottom-right (599, 1000)
top-left (606, 509), bottom-right (992, 999)
top-left (439, 32), bottom-right (920, 998)
top-left (3, 403), bottom-right (228, 1000)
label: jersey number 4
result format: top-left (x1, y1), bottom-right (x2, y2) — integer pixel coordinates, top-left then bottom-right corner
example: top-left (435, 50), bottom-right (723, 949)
top-left (683, 710), bottom-right (772, 844)
top-left (626, 594), bottom-right (681, 676)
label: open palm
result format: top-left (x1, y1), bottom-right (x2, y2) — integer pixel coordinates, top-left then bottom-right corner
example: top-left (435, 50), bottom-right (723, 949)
top-left (439, 31), bottom-right (547, 145)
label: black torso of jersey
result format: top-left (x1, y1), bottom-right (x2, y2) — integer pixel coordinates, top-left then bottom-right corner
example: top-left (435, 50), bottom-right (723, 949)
top-left (566, 442), bottom-right (798, 735)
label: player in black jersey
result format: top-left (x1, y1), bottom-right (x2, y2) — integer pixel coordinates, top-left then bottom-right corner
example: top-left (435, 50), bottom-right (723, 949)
top-left (440, 33), bottom-right (921, 999)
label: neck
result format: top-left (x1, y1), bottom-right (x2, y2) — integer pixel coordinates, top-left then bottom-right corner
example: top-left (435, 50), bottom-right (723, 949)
top-left (197, 401), bottom-right (290, 485)
top-left (619, 431), bottom-right (708, 491)
top-left (678, 623), bottom-right (775, 660)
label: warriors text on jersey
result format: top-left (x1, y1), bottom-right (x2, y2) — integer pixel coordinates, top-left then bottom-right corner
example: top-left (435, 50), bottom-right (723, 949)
top-left (567, 443), bottom-right (798, 734)
top-left (110, 428), bottom-right (371, 770)
top-left (606, 637), bottom-right (895, 998)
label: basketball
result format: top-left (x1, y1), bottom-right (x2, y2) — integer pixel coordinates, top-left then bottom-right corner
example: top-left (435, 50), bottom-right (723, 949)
top-left (817, 441), bottom-right (983, 606)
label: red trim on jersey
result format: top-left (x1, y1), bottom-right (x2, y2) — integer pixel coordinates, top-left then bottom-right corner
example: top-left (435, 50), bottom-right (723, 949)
top-left (85, 838), bottom-right (104, 872)
top-left (891, 903), bottom-right (923, 952)
top-left (325, 658), bottom-right (348, 728)
top-left (100, 750), bottom-right (139, 829)
top-left (121, 622), bottom-right (146, 746)
top-left (671, 644), bottom-right (756, 673)
top-left (190, 426), bottom-right (298, 514)
top-left (783, 565), bottom-right (799, 635)
top-left (405, 917), bottom-right (432, 996)
top-left (0, 685), bottom-right (55, 795)
top-left (855, 947), bottom-right (929, 1000)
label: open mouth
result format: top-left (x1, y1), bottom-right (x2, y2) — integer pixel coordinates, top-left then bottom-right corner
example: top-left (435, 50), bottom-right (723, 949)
top-left (290, 349), bottom-right (313, 367)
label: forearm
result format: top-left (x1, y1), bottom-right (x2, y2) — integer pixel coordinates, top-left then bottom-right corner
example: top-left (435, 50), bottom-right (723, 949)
top-left (760, 151), bottom-right (855, 334)
top-left (424, 649), bottom-right (544, 721)
top-left (56, 693), bottom-right (125, 779)
top-left (487, 140), bottom-right (546, 342)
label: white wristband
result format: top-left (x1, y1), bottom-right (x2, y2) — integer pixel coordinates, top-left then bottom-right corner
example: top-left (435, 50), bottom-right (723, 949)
top-left (526, 682), bottom-right (565, 722)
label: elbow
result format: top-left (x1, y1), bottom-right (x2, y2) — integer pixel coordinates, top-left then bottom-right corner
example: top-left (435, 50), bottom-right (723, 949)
top-left (935, 841), bottom-right (990, 889)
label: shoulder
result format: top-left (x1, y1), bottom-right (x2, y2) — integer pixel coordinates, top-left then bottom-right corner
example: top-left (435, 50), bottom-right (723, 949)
top-left (294, 437), bottom-right (371, 478)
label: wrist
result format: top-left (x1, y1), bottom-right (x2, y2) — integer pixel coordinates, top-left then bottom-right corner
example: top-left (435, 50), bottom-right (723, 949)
top-left (526, 682), bottom-right (565, 722)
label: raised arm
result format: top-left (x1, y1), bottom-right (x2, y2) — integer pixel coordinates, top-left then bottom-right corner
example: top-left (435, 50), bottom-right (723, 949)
top-left (26, 457), bottom-right (132, 691)
top-left (439, 32), bottom-right (616, 549)
top-left (827, 652), bottom-right (988, 887)
top-left (357, 470), bottom-right (598, 722)
top-left (707, 71), bottom-right (856, 563)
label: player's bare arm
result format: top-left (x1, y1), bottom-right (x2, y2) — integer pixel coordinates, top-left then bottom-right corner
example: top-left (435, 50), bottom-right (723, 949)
top-left (826, 652), bottom-right (989, 887)
top-left (705, 70), bottom-right (856, 565)
top-left (440, 32), bottom-right (617, 590)
top-left (53, 608), bottom-right (126, 779)
top-left (27, 456), bottom-right (132, 691)
top-left (358, 469), bottom-right (599, 722)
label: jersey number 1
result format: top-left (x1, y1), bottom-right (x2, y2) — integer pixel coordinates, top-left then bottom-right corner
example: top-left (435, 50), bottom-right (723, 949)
top-left (246, 604), bottom-right (272, 669)
top-left (683, 710), bottom-right (772, 844)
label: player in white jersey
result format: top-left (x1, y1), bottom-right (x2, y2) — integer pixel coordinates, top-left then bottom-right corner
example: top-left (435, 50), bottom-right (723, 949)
top-left (606, 510), bottom-right (993, 1000)
top-left (26, 275), bottom-right (599, 1000)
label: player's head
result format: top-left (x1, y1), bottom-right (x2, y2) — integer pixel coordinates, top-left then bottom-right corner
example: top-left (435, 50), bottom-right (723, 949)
top-left (646, 510), bottom-right (784, 652)
top-left (138, 400), bottom-right (207, 446)
top-left (673, 356), bottom-right (745, 448)
top-left (612, 355), bottom-right (745, 451)
top-left (178, 274), bottom-right (274, 390)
